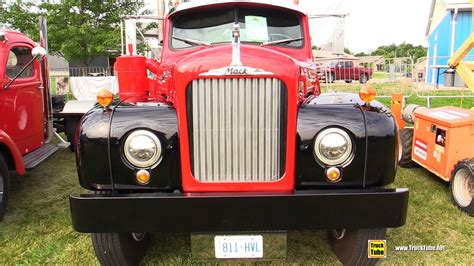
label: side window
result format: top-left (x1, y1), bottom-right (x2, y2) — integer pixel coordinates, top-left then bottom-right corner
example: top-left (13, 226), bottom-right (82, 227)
top-left (6, 47), bottom-right (34, 79)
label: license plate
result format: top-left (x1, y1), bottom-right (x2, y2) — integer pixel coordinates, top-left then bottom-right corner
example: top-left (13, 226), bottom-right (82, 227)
top-left (214, 235), bottom-right (263, 259)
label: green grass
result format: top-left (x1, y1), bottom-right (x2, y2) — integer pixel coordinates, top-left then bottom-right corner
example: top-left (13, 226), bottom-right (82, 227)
top-left (1, 149), bottom-right (473, 264)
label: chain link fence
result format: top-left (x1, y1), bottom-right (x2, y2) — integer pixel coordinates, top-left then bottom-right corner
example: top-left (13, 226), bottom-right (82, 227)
top-left (315, 57), bottom-right (414, 98)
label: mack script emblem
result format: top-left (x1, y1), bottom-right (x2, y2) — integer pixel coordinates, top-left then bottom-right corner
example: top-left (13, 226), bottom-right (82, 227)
top-left (199, 66), bottom-right (274, 76)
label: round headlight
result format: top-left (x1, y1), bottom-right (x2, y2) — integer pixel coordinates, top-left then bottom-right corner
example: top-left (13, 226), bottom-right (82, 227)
top-left (314, 128), bottom-right (353, 166)
top-left (124, 130), bottom-right (162, 168)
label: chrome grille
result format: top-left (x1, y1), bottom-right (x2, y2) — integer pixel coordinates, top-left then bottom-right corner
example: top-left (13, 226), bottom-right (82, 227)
top-left (189, 78), bottom-right (284, 183)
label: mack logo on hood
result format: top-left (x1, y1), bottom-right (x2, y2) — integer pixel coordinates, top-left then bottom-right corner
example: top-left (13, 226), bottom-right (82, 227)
top-left (199, 66), bottom-right (274, 76)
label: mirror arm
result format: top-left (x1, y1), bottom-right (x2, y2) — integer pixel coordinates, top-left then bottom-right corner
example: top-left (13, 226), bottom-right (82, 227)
top-left (3, 55), bottom-right (39, 90)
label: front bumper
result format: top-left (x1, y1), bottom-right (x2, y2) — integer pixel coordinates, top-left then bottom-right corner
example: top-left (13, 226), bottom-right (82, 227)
top-left (70, 188), bottom-right (409, 233)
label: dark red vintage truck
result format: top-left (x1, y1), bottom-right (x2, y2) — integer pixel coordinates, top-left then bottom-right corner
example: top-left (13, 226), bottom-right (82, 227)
top-left (318, 60), bottom-right (373, 84)
top-left (0, 28), bottom-right (60, 220)
top-left (69, 1), bottom-right (408, 265)
top-left (0, 20), bottom-right (86, 220)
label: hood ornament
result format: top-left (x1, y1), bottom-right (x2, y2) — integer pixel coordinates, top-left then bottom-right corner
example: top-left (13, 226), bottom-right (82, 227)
top-left (199, 22), bottom-right (274, 77)
top-left (230, 23), bottom-right (242, 66)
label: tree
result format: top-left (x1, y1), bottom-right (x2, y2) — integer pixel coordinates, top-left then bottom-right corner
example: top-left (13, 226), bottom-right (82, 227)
top-left (0, 1), bottom-right (145, 66)
top-left (371, 43), bottom-right (427, 62)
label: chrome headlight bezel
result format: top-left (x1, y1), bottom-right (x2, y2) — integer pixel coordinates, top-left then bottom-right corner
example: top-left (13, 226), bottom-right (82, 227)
top-left (314, 128), bottom-right (353, 166)
top-left (123, 130), bottom-right (162, 168)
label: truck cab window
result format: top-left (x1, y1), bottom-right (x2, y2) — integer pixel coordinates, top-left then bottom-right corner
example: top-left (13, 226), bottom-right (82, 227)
top-left (6, 47), bottom-right (34, 79)
top-left (171, 6), bottom-right (303, 49)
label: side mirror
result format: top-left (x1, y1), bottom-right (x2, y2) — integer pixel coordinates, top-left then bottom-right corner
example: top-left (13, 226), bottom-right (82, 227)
top-left (32, 46), bottom-right (47, 59)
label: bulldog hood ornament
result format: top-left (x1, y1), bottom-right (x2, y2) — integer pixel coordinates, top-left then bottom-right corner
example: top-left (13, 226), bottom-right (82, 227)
top-left (199, 23), bottom-right (274, 77)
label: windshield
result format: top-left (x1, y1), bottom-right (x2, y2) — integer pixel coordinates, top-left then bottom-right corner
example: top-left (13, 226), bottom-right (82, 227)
top-left (171, 6), bottom-right (303, 49)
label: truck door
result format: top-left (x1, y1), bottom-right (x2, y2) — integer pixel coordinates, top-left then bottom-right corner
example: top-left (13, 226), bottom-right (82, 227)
top-left (1, 44), bottom-right (44, 155)
top-left (344, 61), bottom-right (354, 80)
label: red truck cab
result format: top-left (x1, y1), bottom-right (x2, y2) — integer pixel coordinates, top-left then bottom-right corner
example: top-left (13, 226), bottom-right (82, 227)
top-left (70, 1), bottom-right (408, 264)
top-left (0, 29), bottom-right (58, 220)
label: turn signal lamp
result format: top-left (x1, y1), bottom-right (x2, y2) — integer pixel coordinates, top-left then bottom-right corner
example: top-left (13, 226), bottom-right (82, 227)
top-left (136, 169), bottom-right (150, 185)
top-left (359, 85), bottom-right (376, 103)
top-left (97, 89), bottom-right (113, 108)
top-left (326, 167), bottom-right (341, 182)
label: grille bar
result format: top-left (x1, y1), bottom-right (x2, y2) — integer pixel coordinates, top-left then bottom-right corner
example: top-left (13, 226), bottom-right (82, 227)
top-left (190, 78), bottom-right (282, 183)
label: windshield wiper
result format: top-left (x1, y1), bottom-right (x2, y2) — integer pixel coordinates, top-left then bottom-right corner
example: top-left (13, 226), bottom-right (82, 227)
top-left (261, 37), bottom-right (304, 47)
top-left (172, 36), bottom-right (212, 47)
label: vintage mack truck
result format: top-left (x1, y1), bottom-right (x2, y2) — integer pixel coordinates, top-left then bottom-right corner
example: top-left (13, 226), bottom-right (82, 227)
top-left (0, 27), bottom-right (58, 220)
top-left (0, 19), bottom-right (88, 220)
top-left (69, 1), bottom-right (409, 265)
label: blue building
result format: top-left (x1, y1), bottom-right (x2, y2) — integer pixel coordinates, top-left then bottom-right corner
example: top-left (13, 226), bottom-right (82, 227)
top-left (426, 0), bottom-right (473, 84)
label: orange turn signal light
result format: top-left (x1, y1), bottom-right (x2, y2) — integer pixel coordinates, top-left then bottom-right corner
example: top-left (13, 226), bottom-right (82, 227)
top-left (136, 169), bottom-right (150, 185)
top-left (326, 167), bottom-right (341, 182)
top-left (359, 85), bottom-right (376, 103)
top-left (97, 89), bottom-right (113, 108)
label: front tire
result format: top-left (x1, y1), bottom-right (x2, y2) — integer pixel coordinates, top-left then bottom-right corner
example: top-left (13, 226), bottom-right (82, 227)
top-left (450, 159), bottom-right (474, 215)
top-left (328, 228), bottom-right (387, 265)
top-left (399, 128), bottom-right (416, 168)
top-left (92, 232), bottom-right (151, 266)
top-left (0, 153), bottom-right (10, 221)
top-left (65, 116), bottom-right (80, 152)
top-left (359, 73), bottom-right (368, 84)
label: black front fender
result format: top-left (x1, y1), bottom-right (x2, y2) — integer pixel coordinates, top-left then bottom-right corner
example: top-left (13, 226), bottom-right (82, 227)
top-left (296, 93), bottom-right (397, 188)
top-left (76, 104), bottom-right (181, 191)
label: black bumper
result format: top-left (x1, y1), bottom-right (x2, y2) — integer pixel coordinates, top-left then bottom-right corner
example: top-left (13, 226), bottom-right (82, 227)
top-left (70, 188), bottom-right (409, 233)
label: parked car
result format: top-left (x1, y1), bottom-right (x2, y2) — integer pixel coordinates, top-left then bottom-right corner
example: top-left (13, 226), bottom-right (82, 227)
top-left (69, 1), bottom-right (408, 265)
top-left (317, 60), bottom-right (373, 84)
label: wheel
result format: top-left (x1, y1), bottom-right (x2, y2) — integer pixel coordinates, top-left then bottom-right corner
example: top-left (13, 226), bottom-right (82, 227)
top-left (359, 73), bottom-right (368, 84)
top-left (450, 158), bottom-right (474, 215)
top-left (398, 128), bottom-right (416, 168)
top-left (345, 80), bottom-right (353, 83)
top-left (65, 117), bottom-right (79, 152)
top-left (328, 228), bottom-right (386, 265)
top-left (92, 232), bottom-right (151, 266)
top-left (0, 153), bottom-right (10, 221)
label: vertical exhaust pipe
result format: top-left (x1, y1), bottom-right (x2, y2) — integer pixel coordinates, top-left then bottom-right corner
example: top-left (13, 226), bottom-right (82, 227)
top-left (39, 16), bottom-right (54, 143)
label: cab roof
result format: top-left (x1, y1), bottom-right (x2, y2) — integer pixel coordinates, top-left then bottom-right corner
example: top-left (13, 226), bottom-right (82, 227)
top-left (0, 29), bottom-right (36, 46)
top-left (168, 0), bottom-right (306, 17)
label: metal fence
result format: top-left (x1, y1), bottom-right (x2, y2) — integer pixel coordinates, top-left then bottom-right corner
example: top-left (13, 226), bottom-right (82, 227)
top-left (315, 57), bottom-right (414, 98)
top-left (68, 66), bottom-right (114, 77)
top-left (412, 55), bottom-right (474, 108)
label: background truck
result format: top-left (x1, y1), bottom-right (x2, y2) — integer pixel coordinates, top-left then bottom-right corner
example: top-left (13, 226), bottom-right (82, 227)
top-left (318, 60), bottom-right (373, 84)
top-left (0, 19), bottom-right (88, 220)
top-left (69, 1), bottom-right (408, 265)
top-left (0, 27), bottom-right (60, 220)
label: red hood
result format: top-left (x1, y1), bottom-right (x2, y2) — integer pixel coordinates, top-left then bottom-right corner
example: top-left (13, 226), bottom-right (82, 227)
top-left (173, 44), bottom-right (300, 80)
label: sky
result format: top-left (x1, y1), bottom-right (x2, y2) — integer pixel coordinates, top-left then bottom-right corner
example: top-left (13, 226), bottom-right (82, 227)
top-left (289, 0), bottom-right (432, 53)
top-left (145, 0), bottom-right (433, 53)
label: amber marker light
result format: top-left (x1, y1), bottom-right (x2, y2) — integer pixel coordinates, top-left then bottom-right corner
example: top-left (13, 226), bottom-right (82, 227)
top-left (359, 85), bottom-right (376, 104)
top-left (326, 167), bottom-right (341, 182)
top-left (136, 169), bottom-right (150, 185)
top-left (97, 89), bottom-right (113, 109)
